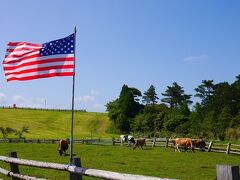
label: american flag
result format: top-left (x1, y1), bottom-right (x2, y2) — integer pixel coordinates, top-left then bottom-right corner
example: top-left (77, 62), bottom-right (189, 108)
top-left (3, 34), bottom-right (75, 82)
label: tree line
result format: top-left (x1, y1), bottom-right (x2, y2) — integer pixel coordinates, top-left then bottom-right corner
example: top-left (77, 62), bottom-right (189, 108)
top-left (106, 74), bottom-right (240, 140)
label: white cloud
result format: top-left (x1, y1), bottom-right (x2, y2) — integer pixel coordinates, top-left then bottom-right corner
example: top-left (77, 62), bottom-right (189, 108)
top-left (75, 95), bottom-right (95, 103)
top-left (184, 54), bottom-right (209, 62)
top-left (0, 93), bottom-right (7, 105)
top-left (75, 90), bottom-right (100, 103)
top-left (12, 95), bottom-right (45, 108)
top-left (75, 90), bottom-right (104, 111)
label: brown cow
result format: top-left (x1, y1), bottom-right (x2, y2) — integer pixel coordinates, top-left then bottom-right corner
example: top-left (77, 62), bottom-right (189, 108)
top-left (133, 138), bottom-right (146, 150)
top-left (172, 138), bottom-right (194, 152)
top-left (193, 138), bottom-right (206, 151)
top-left (58, 139), bottom-right (69, 156)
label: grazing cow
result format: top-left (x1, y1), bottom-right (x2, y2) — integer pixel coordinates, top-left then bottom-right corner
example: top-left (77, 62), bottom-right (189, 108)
top-left (120, 135), bottom-right (135, 146)
top-left (58, 139), bottom-right (69, 156)
top-left (172, 138), bottom-right (194, 152)
top-left (193, 138), bottom-right (206, 151)
top-left (133, 138), bottom-right (146, 150)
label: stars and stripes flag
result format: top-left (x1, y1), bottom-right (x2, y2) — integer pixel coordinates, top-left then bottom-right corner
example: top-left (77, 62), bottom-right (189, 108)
top-left (3, 34), bottom-right (75, 82)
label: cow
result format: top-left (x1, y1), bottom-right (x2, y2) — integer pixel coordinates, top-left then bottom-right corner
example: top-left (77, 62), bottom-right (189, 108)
top-left (120, 135), bottom-right (135, 146)
top-left (193, 138), bottom-right (206, 151)
top-left (172, 138), bottom-right (194, 152)
top-left (58, 139), bottom-right (69, 156)
top-left (133, 138), bottom-right (146, 150)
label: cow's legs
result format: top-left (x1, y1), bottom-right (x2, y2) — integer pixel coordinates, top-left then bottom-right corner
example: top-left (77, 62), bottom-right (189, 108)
top-left (177, 144), bottom-right (181, 152)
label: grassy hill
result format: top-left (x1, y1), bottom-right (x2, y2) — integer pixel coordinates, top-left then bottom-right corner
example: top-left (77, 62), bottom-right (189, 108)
top-left (0, 108), bottom-right (112, 139)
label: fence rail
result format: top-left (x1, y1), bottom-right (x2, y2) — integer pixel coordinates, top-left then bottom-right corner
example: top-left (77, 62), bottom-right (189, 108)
top-left (1, 138), bottom-right (240, 156)
top-left (207, 141), bottom-right (240, 155)
top-left (0, 153), bottom-right (173, 180)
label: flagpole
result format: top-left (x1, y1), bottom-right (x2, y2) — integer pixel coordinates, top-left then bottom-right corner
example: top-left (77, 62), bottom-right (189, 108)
top-left (70, 26), bottom-right (77, 164)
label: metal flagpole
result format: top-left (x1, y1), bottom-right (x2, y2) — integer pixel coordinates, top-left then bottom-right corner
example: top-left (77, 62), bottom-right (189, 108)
top-left (70, 26), bottom-right (77, 164)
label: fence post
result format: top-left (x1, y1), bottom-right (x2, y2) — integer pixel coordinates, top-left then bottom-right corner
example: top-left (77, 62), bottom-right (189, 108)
top-left (165, 138), bottom-right (169, 148)
top-left (9, 152), bottom-right (20, 180)
top-left (70, 157), bottom-right (82, 180)
top-left (208, 141), bottom-right (213, 152)
top-left (216, 165), bottom-right (239, 180)
top-left (152, 138), bottom-right (156, 147)
top-left (112, 138), bottom-right (115, 146)
top-left (226, 143), bottom-right (231, 154)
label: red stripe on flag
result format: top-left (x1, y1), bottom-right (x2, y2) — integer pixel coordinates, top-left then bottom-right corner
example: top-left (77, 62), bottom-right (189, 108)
top-left (6, 72), bottom-right (75, 82)
top-left (3, 57), bottom-right (74, 71)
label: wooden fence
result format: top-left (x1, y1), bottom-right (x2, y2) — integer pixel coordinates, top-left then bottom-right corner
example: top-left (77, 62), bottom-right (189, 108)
top-left (1, 138), bottom-right (240, 155)
top-left (113, 138), bottom-right (240, 155)
top-left (0, 152), bottom-right (173, 180)
top-left (207, 141), bottom-right (240, 155)
top-left (112, 138), bottom-right (171, 147)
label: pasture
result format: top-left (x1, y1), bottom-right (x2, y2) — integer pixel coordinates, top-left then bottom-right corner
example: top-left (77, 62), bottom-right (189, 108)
top-left (0, 108), bottom-right (111, 139)
top-left (0, 143), bottom-right (240, 179)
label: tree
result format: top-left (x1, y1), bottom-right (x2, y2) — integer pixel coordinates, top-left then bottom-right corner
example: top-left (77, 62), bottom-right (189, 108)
top-left (142, 85), bottom-right (159, 105)
top-left (189, 103), bottom-right (203, 136)
top-left (130, 87), bottom-right (142, 102)
top-left (106, 99), bottom-right (120, 125)
top-left (119, 85), bottom-right (141, 118)
top-left (15, 125), bottom-right (29, 138)
top-left (106, 84), bottom-right (143, 133)
top-left (0, 127), bottom-right (15, 138)
top-left (231, 75), bottom-right (240, 116)
top-left (163, 102), bottom-right (191, 136)
top-left (194, 80), bottom-right (214, 105)
top-left (161, 82), bottom-right (192, 108)
top-left (216, 107), bottom-right (232, 140)
top-left (133, 104), bottom-right (169, 136)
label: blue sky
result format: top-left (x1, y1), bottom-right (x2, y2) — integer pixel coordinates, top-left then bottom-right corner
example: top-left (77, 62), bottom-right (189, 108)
top-left (0, 1), bottom-right (240, 112)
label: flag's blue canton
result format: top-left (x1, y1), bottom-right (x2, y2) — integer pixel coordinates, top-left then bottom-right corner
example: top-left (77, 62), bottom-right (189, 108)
top-left (40, 34), bottom-right (74, 56)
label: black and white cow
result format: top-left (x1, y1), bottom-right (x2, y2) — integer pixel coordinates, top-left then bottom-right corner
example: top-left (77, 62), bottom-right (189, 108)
top-left (120, 135), bottom-right (135, 146)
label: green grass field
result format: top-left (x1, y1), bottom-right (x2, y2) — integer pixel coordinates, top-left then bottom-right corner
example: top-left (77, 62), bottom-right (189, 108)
top-left (0, 143), bottom-right (240, 180)
top-left (0, 108), bottom-right (240, 179)
top-left (0, 108), bottom-right (111, 139)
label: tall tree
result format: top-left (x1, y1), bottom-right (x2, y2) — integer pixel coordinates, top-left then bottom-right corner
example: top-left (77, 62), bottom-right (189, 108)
top-left (161, 82), bottom-right (192, 108)
top-left (142, 85), bottom-right (159, 105)
top-left (231, 75), bottom-right (240, 115)
top-left (106, 84), bottom-right (142, 133)
top-left (194, 80), bottom-right (214, 105)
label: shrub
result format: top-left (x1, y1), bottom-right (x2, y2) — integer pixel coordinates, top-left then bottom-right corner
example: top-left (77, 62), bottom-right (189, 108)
top-left (226, 128), bottom-right (240, 140)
